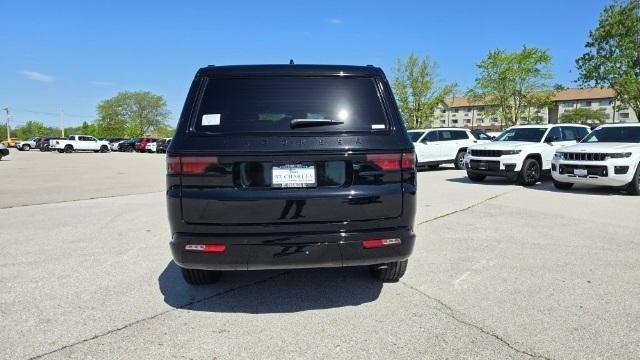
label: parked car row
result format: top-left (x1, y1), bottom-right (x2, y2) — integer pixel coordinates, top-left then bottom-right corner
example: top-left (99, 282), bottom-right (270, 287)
top-left (460, 123), bottom-right (640, 195)
top-left (4, 135), bottom-right (173, 154)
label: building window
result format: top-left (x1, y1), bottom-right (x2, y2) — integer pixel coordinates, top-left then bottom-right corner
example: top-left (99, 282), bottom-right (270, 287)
top-left (477, 118), bottom-right (484, 123)
top-left (452, 119), bottom-right (458, 124)
top-left (440, 120), bottom-right (446, 124)
top-left (454, 109), bottom-right (459, 113)
top-left (600, 100), bottom-right (611, 106)
top-left (464, 119), bottom-right (471, 123)
top-left (563, 102), bottom-right (574, 108)
top-left (584, 101), bottom-right (592, 107)
top-left (620, 112), bottom-right (630, 119)
top-left (452, 113), bottom-right (457, 117)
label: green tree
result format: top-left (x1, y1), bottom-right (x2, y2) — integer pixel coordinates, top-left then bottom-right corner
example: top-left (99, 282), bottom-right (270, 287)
top-left (80, 121), bottom-right (97, 136)
top-left (96, 91), bottom-right (171, 137)
top-left (576, 0), bottom-right (640, 115)
top-left (467, 46), bottom-right (554, 128)
top-left (559, 108), bottom-right (609, 124)
top-left (392, 54), bottom-right (456, 129)
top-left (14, 120), bottom-right (46, 139)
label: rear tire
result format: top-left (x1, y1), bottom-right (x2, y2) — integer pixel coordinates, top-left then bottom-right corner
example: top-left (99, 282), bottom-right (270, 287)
top-left (180, 267), bottom-right (222, 285)
top-left (100, 145), bottom-right (108, 153)
top-left (454, 151), bottom-right (466, 170)
top-left (64, 145), bottom-right (73, 153)
top-left (369, 260), bottom-right (408, 282)
top-left (518, 158), bottom-right (541, 186)
top-left (22, 144), bottom-right (31, 151)
top-left (553, 179), bottom-right (574, 190)
top-left (467, 173), bottom-right (486, 182)
top-left (625, 163), bottom-right (640, 196)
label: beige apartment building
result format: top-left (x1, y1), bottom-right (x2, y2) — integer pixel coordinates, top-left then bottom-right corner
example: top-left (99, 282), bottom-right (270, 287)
top-left (433, 88), bottom-right (639, 131)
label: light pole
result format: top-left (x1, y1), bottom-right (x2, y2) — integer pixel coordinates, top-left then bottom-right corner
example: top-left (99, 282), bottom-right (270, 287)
top-left (3, 107), bottom-right (9, 141)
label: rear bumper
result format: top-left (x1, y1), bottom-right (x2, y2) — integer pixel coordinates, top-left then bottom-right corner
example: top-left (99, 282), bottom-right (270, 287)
top-left (170, 228), bottom-right (415, 271)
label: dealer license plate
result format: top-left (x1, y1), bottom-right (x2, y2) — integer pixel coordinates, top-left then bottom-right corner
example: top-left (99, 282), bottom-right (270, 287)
top-left (272, 164), bottom-right (317, 188)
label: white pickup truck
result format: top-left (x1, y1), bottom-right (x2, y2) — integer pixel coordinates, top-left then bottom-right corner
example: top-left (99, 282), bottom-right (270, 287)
top-left (50, 135), bottom-right (110, 153)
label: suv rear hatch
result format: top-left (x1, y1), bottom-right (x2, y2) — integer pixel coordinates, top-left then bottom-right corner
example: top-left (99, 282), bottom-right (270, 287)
top-left (170, 75), bottom-right (412, 225)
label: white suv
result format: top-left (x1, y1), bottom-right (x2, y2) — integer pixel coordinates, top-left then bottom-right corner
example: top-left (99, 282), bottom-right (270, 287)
top-left (551, 124), bottom-right (640, 195)
top-left (464, 124), bottom-right (591, 186)
top-left (408, 128), bottom-right (490, 170)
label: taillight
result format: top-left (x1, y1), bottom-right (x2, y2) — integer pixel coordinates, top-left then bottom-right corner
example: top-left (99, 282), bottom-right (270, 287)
top-left (362, 238), bottom-right (402, 249)
top-left (367, 152), bottom-right (415, 171)
top-left (167, 156), bottom-right (218, 174)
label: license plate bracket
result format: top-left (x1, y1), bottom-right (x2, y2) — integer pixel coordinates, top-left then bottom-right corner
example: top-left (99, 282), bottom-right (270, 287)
top-left (272, 163), bottom-right (317, 188)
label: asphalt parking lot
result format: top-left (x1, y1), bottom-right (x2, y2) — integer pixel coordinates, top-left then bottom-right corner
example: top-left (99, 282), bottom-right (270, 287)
top-left (1, 150), bottom-right (639, 359)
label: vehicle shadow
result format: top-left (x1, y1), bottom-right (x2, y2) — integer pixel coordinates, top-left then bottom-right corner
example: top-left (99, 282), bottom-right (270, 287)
top-left (529, 180), bottom-right (630, 197)
top-left (446, 175), bottom-right (519, 186)
top-left (449, 174), bottom-right (631, 196)
top-left (158, 261), bottom-right (383, 314)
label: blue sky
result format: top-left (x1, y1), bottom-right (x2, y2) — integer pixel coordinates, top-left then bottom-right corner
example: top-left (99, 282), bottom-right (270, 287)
top-left (0, 0), bottom-right (610, 128)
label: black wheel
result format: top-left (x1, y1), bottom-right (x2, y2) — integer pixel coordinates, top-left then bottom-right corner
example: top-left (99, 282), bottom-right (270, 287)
top-left (100, 145), bottom-right (108, 153)
top-left (369, 260), bottom-right (408, 282)
top-left (22, 144), bottom-right (31, 151)
top-left (64, 145), bottom-right (73, 153)
top-left (467, 172), bottom-right (486, 182)
top-left (127, 147), bottom-right (134, 153)
top-left (518, 158), bottom-right (541, 186)
top-left (180, 267), bottom-right (221, 285)
top-left (625, 163), bottom-right (640, 196)
top-left (553, 179), bottom-right (574, 190)
top-left (427, 164), bottom-right (440, 170)
top-left (454, 151), bottom-right (466, 170)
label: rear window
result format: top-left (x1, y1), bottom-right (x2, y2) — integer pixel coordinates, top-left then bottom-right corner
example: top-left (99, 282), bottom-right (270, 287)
top-left (193, 77), bottom-right (389, 133)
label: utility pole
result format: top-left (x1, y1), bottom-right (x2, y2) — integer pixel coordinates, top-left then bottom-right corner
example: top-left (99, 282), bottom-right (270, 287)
top-left (60, 108), bottom-right (65, 137)
top-left (3, 107), bottom-right (9, 141)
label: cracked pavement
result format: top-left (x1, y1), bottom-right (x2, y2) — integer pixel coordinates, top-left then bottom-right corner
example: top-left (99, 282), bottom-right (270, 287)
top-left (1, 151), bottom-right (639, 359)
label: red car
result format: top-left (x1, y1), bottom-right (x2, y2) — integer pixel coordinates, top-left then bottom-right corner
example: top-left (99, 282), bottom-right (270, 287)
top-left (135, 137), bottom-right (158, 152)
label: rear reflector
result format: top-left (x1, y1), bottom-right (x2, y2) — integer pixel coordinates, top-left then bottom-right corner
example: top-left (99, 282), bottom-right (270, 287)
top-left (367, 152), bottom-right (415, 171)
top-left (362, 238), bottom-right (402, 249)
top-left (167, 156), bottom-right (218, 175)
top-left (184, 244), bottom-right (226, 253)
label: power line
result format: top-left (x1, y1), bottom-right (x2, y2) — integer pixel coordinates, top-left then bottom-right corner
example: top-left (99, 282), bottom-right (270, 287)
top-left (11, 108), bottom-right (94, 118)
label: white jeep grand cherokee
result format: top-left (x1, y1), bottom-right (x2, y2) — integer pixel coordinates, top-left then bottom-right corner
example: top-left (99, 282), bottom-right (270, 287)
top-left (464, 124), bottom-right (590, 186)
top-left (408, 128), bottom-right (490, 170)
top-left (551, 124), bottom-right (640, 195)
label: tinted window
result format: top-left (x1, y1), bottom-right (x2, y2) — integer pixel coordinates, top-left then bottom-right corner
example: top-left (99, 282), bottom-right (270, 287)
top-left (472, 132), bottom-right (491, 140)
top-left (439, 131), bottom-right (453, 141)
top-left (583, 126), bottom-right (640, 143)
top-left (424, 131), bottom-right (438, 142)
top-left (408, 132), bottom-right (425, 142)
top-left (194, 77), bottom-right (388, 133)
top-left (561, 126), bottom-right (587, 141)
top-left (452, 131), bottom-right (469, 140)
top-left (496, 128), bottom-right (547, 142)
top-left (545, 127), bottom-right (561, 142)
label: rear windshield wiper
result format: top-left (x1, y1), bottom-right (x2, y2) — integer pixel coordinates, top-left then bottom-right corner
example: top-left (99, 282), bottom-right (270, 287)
top-left (290, 118), bottom-right (344, 128)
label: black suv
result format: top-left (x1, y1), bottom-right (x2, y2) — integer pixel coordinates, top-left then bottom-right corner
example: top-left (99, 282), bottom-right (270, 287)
top-left (167, 64), bottom-right (417, 284)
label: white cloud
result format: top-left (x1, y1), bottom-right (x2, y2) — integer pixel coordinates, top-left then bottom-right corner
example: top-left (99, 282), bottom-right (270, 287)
top-left (328, 18), bottom-right (343, 25)
top-left (21, 70), bottom-right (55, 82)
top-left (90, 80), bottom-right (113, 86)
